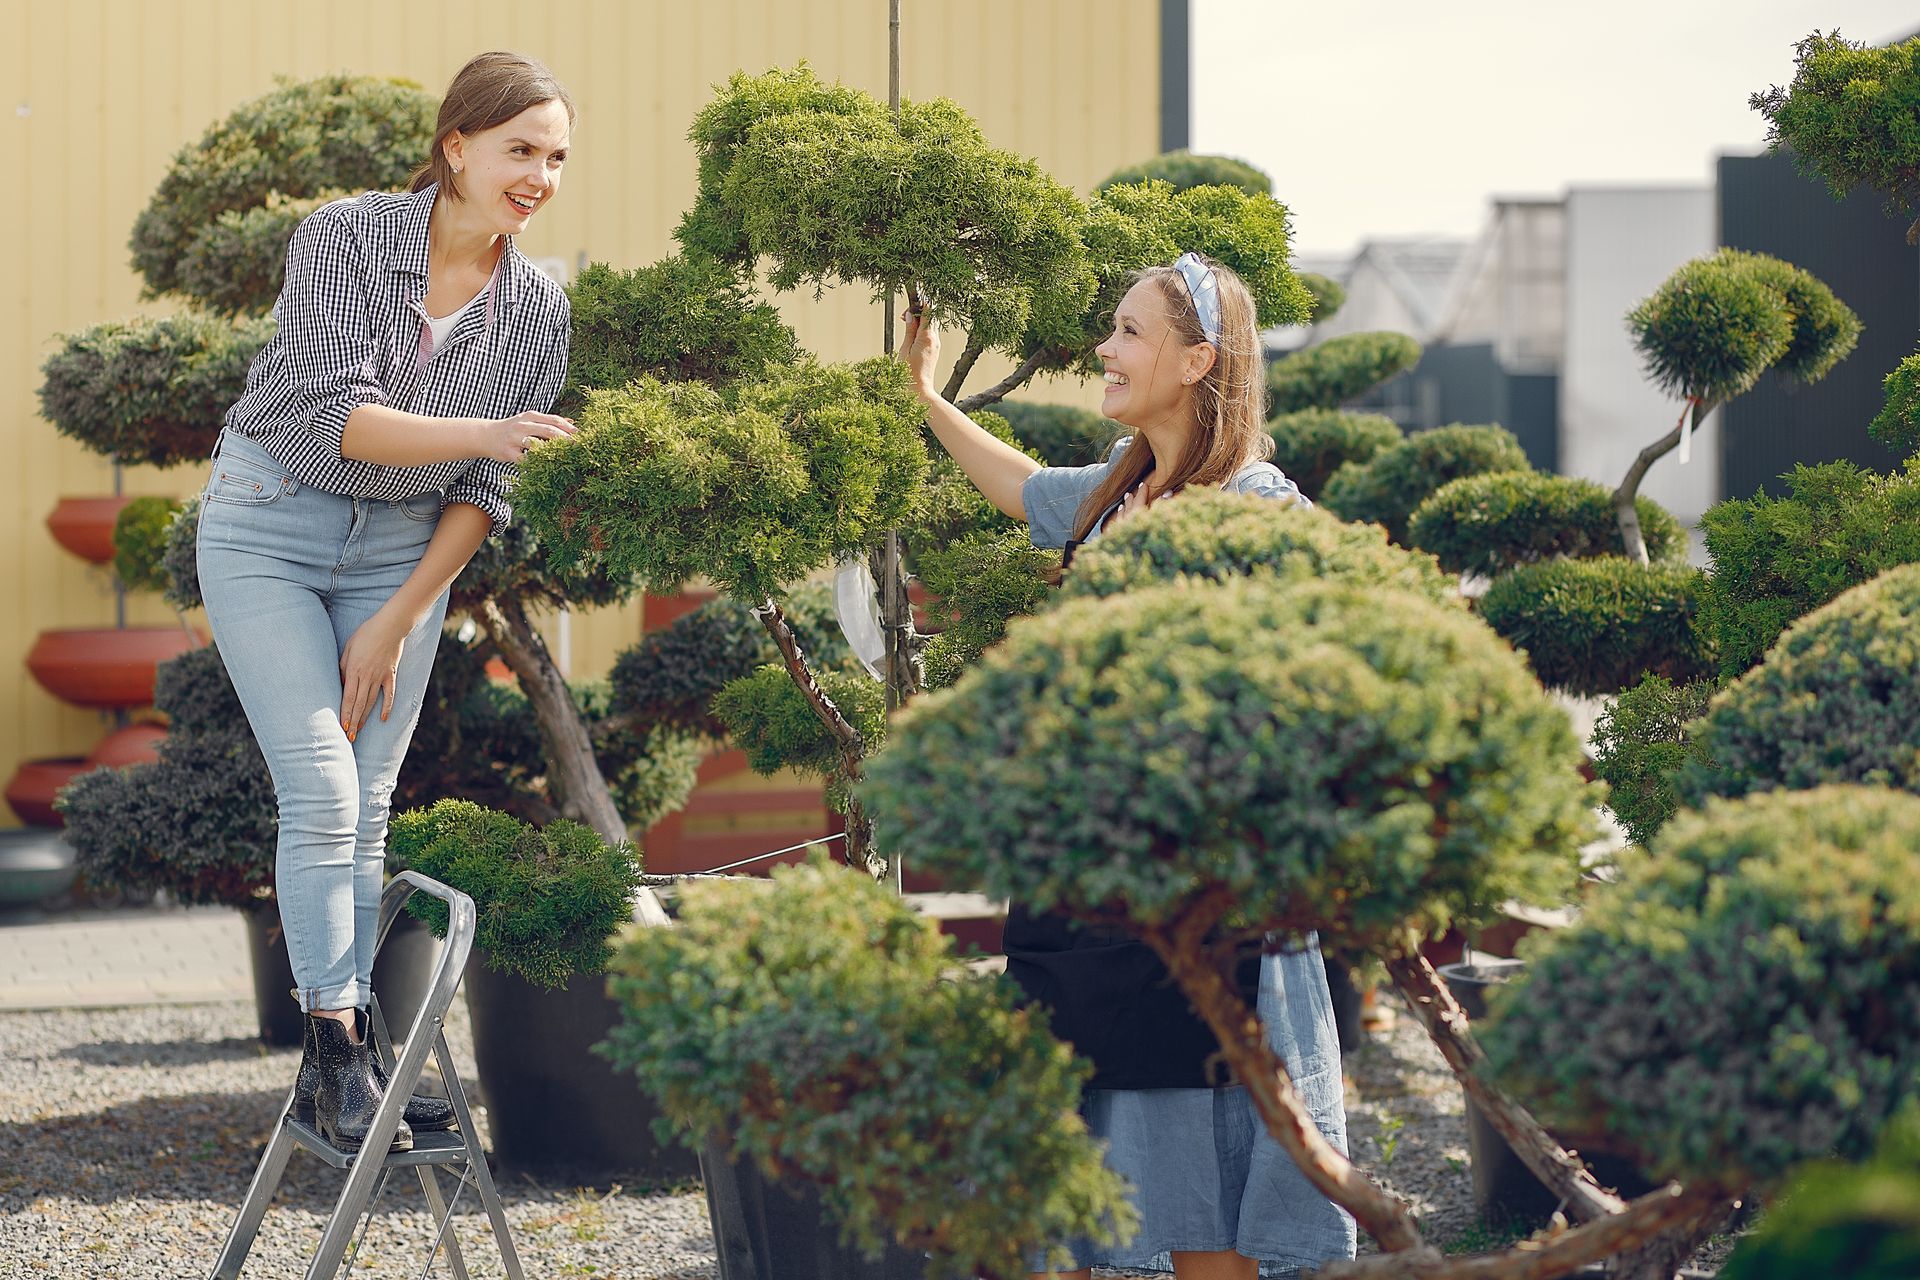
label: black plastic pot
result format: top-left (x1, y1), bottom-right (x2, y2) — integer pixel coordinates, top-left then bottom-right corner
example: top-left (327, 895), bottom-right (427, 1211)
top-left (370, 907), bottom-right (438, 1040)
top-left (463, 955), bottom-right (703, 1185)
top-left (1323, 950), bottom-right (1365, 1055)
top-left (699, 1135), bottom-right (926, 1280)
top-left (242, 905), bottom-right (305, 1047)
top-left (1440, 959), bottom-right (1655, 1228)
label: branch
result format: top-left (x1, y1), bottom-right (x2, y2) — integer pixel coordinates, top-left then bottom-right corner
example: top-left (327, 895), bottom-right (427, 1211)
top-left (940, 331), bottom-right (986, 403)
top-left (956, 349), bottom-right (1052, 414)
top-left (1142, 895), bottom-right (1426, 1254)
top-left (751, 597), bottom-right (875, 868)
top-left (1384, 952), bottom-right (1626, 1223)
top-left (1612, 399), bottom-right (1703, 564)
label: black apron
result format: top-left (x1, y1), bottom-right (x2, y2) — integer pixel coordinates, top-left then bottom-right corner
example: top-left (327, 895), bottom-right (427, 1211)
top-left (1002, 903), bottom-right (1263, 1091)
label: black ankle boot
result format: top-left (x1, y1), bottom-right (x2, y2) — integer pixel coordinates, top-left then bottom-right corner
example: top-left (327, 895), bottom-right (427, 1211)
top-left (293, 1013), bottom-right (456, 1133)
top-left (308, 1014), bottom-right (413, 1153)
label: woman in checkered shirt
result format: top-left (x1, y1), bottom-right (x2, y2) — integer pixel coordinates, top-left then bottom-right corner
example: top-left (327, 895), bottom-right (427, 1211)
top-left (197, 51), bottom-right (576, 1153)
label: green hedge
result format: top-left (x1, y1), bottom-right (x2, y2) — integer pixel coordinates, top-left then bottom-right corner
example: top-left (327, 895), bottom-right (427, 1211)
top-left (1320, 424), bottom-right (1531, 545)
top-left (1266, 331), bottom-right (1422, 414)
top-left (992, 400), bottom-right (1120, 469)
top-left (1096, 149), bottom-right (1271, 197)
top-left (1589, 673), bottom-right (1719, 849)
top-left (603, 860), bottom-right (1134, 1278)
top-left (1479, 558), bottom-right (1714, 697)
top-left (864, 578), bottom-right (1592, 953)
top-left (1407, 470), bottom-right (1687, 575)
top-left (1265, 409), bottom-right (1402, 501)
top-left (1484, 786), bottom-right (1920, 1191)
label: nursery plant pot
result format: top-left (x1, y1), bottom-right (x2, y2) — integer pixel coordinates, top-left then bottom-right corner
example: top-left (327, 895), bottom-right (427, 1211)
top-left (370, 907), bottom-right (439, 1042)
top-left (45, 496), bottom-right (135, 565)
top-left (1439, 959), bottom-right (1656, 1228)
top-left (26, 628), bottom-right (202, 709)
top-left (242, 905), bottom-right (305, 1048)
top-left (463, 954), bottom-right (703, 1185)
top-left (699, 1134), bottom-right (926, 1280)
top-left (0, 828), bottom-right (78, 907)
top-left (86, 723), bottom-right (166, 768)
top-left (4, 756), bottom-right (92, 828)
top-left (1323, 950), bottom-right (1366, 1054)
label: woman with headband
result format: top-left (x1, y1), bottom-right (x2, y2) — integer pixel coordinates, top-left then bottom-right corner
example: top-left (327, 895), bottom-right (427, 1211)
top-left (901, 255), bottom-right (1356, 1279)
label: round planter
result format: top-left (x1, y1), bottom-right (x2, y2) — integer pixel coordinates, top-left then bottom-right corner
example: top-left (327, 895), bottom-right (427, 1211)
top-left (45, 496), bottom-right (135, 565)
top-left (5, 757), bottom-right (92, 827)
top-left (0, 828), bottom-right (78, 907)
top-left (700, 1134), bottom-right (926, 1280)
top-left (27, 628), bottom-right (202, 709)
top-left (241, 905), bottom-right (307, 1048)
top-left (463, 955), bottom-right (703, 1185)
top-left (371, 908), bottom-right (440, 1043)
top-left (87, 723), bottom-right (166, 768)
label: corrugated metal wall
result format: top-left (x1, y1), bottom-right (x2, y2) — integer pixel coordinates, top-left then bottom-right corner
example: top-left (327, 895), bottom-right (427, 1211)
top-left (3, 0), bottom-right (1163, 820)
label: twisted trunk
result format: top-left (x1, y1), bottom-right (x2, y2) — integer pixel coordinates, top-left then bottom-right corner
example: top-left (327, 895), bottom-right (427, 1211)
top-left (1613, 400), bottom-right (1703, 564)
top-left (956, 349), bottom-right (1053, 414)
top-left (753, 598), bottom-right (875, 870)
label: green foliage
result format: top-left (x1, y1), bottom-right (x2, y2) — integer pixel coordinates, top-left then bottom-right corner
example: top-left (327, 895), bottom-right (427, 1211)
top-left (916, 529), bottom-right (1060, 690)
top-left (1266, 332), bottom-right (1422, 414)
top-left (129, 74), bottom-right (437, 311)
top-left (1697, 458), bottom-right (1920, 678)
top-left (1484, 785), bottom-right (1920, 1191)
top-left (991, 399), bottom-right (1121, 469)
top-left (562, 255), bottom-right (800, 411)
top-left (1096, 149), bottom-right (1272, 197)
top-left (390, 800), bottom-right (643, 989)
top-left (905, 411), bottom-right (1032, 560)
top-left (603, 860), bottom-right (1135, 1278)
top-left (1320, 424), bottom-right (1531, 545)
top-left (112, 497), bottom-right (184, 595)
top-left (864, 578), bottom-right (1593, 953)
top-left (1722, 1102), bottom-right (1920, 1280)
top-left (1589, 674), bottom-right (1719, 849)
top-left (1752, 31), bottom-right (1920, 225)
top-left (1872, 350), bottom-right (1920, 455)
top-left (1265, 408), bottom-right (1403, 501)
top-left (516, 358), bottom-right (927, 602)
top-left (161, 499), bottom-right (202, 611)
top-left (1679, 563), bottom-right (1920, 808)
top-left (710, 665), bottom-right (886, 799)
top-left (1722, 249), bottom-right (1862, 383)
top-left (1297, 272), bottom-right (1346, 324)
top-left (39, 314), bottom-right (274, 467)
top-left (680, 66), bottom-right (1093, 355)
top-left (1407, 471), bottom-right (1687, 575)
top-left (1061, 488), bottom-right (1459, 606)
top-left (1479, 558), bottom-right (1715, 697)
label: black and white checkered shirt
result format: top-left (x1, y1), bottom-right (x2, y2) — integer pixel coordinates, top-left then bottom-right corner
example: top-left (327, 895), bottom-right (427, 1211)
top-left (222, 184), bottom-right (570, 535)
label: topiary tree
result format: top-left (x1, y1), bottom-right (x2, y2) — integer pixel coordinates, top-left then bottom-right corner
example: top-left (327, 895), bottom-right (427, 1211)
top-left (1589, 673), bottom-right (1718, 849)
top-left (1320, 423), bottom-right (1531, 545)
top-left (1266, 331), bottom-right (1422, 414)
top-left (1408, 470), bottom-right (1688, 576)
top-left (1264, 408), bottom-right (1402, 502)
top-left (1297, 271), bottom-right (1346, 324)
top-left (602, 859), bottom-right (1135, 1279)
top-left (1477, 558), bottom-right (1715, 697)
top-left (1619, 248), bottom-right (1859, 562)
top-left (1696, 456), bottom-right (1920, 678)
top-left (1752, 31), bottom-right (1920, 244)
top-left (1096, 149), bottom-right (1272, 197)
top-left (1679, 562), bottom-right (1920, 808)
top-left (1484, 785), bottom-right (1920, 1195)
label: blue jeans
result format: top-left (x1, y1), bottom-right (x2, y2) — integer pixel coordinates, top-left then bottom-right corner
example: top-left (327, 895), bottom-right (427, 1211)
top-left (196, 432), bottom-right (450, 1012)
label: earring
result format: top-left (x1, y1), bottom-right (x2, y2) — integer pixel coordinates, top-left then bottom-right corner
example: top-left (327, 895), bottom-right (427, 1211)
top-left (452, 165), bottom-right (462, 175)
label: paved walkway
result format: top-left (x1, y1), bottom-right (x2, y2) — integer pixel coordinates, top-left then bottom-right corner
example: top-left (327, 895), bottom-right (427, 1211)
top-left (0, 904), bottom-right (251, 1010)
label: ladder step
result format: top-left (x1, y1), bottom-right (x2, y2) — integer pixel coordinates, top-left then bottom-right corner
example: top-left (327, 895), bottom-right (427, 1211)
top-left (283, 1117), bottom-right (477, 1170)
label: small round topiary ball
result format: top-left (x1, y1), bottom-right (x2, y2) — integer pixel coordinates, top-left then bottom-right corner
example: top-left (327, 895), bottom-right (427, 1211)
top-left (1060, 488), bottom-right (1460, 607)
top-left (863, 577), bottom-right (1593, 952)
top-left (1679, 561), bottom-right (1920, 806)
top-left (1482, 785), bottom-right (1920, 1193)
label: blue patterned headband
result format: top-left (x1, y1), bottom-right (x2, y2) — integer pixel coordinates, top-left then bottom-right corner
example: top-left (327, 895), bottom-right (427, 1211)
top-left (1172, 252), bottom-right (1222, 346)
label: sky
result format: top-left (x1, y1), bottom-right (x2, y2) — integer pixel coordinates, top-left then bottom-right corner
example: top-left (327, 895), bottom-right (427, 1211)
top-left (1192, 1), bottom-right (1920, 261)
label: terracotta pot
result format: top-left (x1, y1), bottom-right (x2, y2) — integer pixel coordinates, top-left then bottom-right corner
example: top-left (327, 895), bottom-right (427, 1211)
top-left (45, 496), bottom-right (136, 565)
top-left (5, 757), bottom-right (92, 827)
top-left (86, 723), bottom-right (167, 768)
top-left (26, 628), bottom-right (202, 709)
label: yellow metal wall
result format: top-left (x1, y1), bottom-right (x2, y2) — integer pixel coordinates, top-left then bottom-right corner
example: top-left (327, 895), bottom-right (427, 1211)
top-left (2, 0), bottom-right (1162, 820)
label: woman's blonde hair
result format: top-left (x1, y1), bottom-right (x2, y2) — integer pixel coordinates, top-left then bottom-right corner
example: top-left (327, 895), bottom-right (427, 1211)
top-left (1070, 255), bottom-right (1270, 543)
top-left (410, 52), bottom-right (576, 200)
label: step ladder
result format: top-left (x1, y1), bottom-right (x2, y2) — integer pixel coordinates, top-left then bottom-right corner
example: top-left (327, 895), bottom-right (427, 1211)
top-left (208, 871), bottom-right (523, 1279)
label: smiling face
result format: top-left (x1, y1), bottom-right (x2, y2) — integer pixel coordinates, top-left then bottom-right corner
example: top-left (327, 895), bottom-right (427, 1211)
top-left (1095, 278), bottom-right (1217, 433)
top-left (443, 98), bottom-right (571, 235)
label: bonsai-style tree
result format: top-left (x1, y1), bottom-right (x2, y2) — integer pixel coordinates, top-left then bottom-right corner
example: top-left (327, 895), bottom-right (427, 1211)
top-left (1619, 248), bottom-right (1859, 562)
top-left (1407, 470), bottom-right (1688, 578)
top-left (1319, 422), bottom-right (1531, 545)
top-left (1475, 558), bottom-right (1715, 697)
top-left (1265, 408), bottom-right (1403, 503)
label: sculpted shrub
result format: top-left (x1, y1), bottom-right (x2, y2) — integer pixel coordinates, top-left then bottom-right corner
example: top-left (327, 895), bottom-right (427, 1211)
top-left (1320, 423), bottom-right (1531, 545)
top-left (1409, 471), bottom-right (1687, 576)
top-left (1484, 786), bottom-right (1920, 1190)
top-left (1874, 351), bottom-right (1920, 455)
top-left (993, 400), bottom-right (1120, 468)
top-left (1264, 408), bottom-right (1402, 501)
top-left (916, 529), bottom-right (1059, 690)
top-left (603, 860), bottom-right (1134, 1280)
top-left (1479, 558), bottom-right (1714, 697)
top-left (1096, 149), bottom-right (1271, 197)
top-left (1266, 331), bottom-right (1421, 414)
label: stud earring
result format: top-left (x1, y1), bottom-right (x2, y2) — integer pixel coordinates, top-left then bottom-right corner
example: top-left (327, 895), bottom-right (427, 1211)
top-left (452, 165), bottom-right (462, 175)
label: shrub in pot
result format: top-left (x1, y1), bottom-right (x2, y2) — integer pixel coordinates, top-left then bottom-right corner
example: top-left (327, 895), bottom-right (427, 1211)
top-left (1265, 408), bottom-right (1403, 502)
top-left (1408, 471), bottom-right (1688, 577)
top-left (1320, 424), bottom-right (1531, 545)
top-left (1477, 558), bottom-right (1715, 697)
top-left (603, 859), bottom-right (1134, 1279)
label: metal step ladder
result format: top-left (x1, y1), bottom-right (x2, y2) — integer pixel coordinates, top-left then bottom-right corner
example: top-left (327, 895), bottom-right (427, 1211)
top-left (209, 871), bottom-right (523, 1279)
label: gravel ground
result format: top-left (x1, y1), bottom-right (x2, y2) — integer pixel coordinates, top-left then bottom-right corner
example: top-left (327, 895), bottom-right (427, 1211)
top-left (0, 996), bottom-right (1729, 1278)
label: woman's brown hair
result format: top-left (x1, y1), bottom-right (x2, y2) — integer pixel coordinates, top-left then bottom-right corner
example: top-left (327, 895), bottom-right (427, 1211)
top-left (410, 52), bottom-right (576, 199)
top-left (1069, 255), bottom-right (1271, 543)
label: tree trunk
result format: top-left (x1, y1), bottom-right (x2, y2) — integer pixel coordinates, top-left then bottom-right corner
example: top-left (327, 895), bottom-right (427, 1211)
top-left (1612, 400), bottom-right (1701, 565)
top-left (956, 349), bottom-right (1053, 414)
top-left (752, 599), bottom-right (876, 872)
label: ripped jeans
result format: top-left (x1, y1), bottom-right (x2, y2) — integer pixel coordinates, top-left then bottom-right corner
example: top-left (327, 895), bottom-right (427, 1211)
top-left (196, 432), bottom-right (450, 1012)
